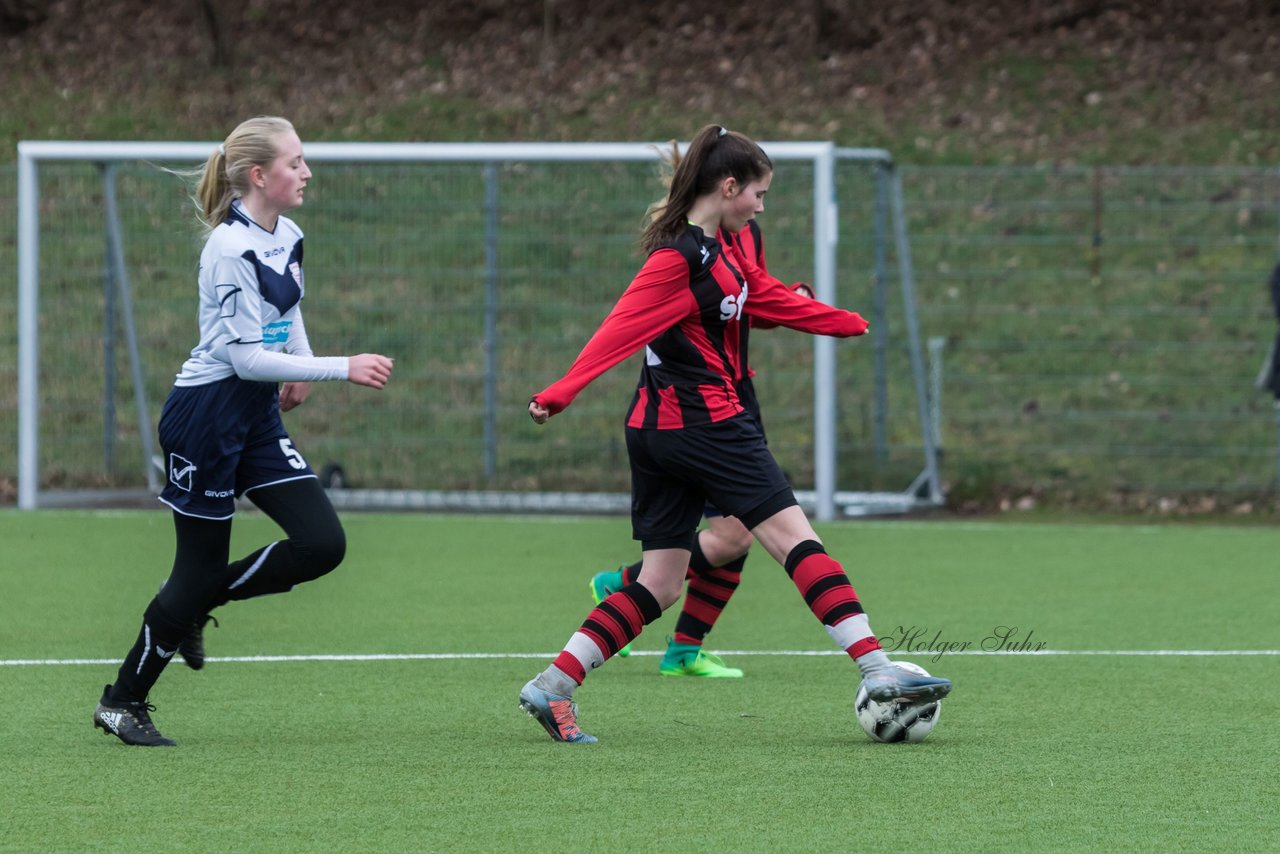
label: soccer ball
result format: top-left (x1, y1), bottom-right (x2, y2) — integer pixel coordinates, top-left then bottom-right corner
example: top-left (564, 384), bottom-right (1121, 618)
top-left (854, 661), bottom-right (943, 743)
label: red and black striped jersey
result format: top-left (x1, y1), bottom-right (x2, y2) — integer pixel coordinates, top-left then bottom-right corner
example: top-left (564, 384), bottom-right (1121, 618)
top-left (722, 220), bottom-right (764, 383)
top-left (727, 218), bottom-right (766, 269)
top-left (722, 221), bottom-right (819, 380)
top-left (532, 223), bottom-right (867, 430)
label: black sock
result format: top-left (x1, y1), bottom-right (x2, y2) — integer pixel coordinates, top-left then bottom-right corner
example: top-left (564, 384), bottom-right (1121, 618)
top-left (688, 536), bottom-right (714, 577)
top-left (110, 597), bottom-right (189, 703)
top-left (620, 559), bottom-right (642, 586)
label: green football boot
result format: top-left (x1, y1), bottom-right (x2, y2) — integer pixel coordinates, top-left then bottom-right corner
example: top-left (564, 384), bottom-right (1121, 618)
top-left (658, 641), bottom-right (744, 678)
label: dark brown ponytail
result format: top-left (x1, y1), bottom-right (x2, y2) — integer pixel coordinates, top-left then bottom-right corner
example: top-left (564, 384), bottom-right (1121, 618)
top-left (641, 124), bottom-right (772, 253)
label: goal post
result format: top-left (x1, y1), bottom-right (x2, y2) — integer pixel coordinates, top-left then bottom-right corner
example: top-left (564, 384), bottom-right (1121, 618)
top-left (15, 140), bottom-right (941, 518)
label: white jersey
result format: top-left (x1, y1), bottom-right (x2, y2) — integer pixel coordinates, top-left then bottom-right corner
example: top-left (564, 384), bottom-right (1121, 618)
top-left (175, 201), bottom-right (343, 386)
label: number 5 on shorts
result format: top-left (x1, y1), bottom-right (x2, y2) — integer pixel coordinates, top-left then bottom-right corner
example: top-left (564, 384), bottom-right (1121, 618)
top-left (279, 438), bottom-right (307, 470)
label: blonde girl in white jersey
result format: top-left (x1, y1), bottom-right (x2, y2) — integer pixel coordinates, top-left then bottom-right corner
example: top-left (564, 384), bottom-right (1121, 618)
top-left (93, 117), bottom-right (393, 747)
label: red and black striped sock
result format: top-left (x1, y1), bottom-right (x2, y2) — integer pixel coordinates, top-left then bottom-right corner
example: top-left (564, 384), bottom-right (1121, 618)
top-left (619, 560), bottom-right (641, 587)
top-left (784, 540), bottom-right (881, 660)
top-left (553, 582), bottom-right (663, 683)
top-left (673, 553), bottom-right (746, 646)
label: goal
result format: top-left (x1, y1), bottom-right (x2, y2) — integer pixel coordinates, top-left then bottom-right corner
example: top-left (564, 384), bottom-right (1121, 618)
top-left (15, 141), bottom-right (940, 518)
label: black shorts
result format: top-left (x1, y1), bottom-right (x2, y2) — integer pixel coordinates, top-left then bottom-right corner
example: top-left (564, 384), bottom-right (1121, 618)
top-left (157, 377), bottom-right (316, 520)
top-left (704, 377), bottom-right (765, 520)
top-left (626, 412), bottom-right (795, 550)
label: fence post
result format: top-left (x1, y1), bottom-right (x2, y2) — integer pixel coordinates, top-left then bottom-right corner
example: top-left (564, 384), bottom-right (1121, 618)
top-left (101, 164), bottom-right (118, 473)
top-left (17, 146), bottom-right (39, 508)
top-left (483, 162), bottom-right (500, 481)
top-left (813, 144), bottom-right (838, 521)
top-left (872, 162), bottom-right (889, 463)
top-left (928, 336), bottom-right (946, 450)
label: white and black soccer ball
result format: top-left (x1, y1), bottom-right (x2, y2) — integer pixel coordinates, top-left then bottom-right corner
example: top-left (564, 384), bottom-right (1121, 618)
top-left (855, 661), bottom-right (942, 744)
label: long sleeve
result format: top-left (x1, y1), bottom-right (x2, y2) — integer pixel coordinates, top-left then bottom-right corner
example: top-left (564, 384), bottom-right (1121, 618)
top-left (533, 249), bottom-right (698, 416)
top-left (286, 307), bottom-right (315, 357)
top-left (228, 342), bottom-right (349, 382)
top-left (739, 256), bottom-right (868, 337)
top-left (750, 282), bottom-right (814, 330)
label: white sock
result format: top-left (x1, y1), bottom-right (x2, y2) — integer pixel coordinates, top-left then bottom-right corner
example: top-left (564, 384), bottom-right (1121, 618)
top-left (855, 649), bottom-right (892, 679)
top-left (534, 664), bottom-right (578, 698)
top-left (825, 613), bottom-right (875, 651)
top-left (564, 631), bottom-right (606, 673)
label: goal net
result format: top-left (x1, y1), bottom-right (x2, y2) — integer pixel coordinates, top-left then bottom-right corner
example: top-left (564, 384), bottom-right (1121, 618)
top-left (15, 141), bottom-right (940, 518)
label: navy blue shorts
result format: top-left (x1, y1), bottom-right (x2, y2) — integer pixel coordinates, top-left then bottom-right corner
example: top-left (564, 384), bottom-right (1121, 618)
top-left (157, 377), bottom-right (316, 520)
top-left (626, 412), bottom-right (795, 550)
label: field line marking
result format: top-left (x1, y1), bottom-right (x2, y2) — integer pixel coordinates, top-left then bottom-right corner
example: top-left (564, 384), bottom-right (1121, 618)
top-left (3, 649), bottom-right (1279, 666)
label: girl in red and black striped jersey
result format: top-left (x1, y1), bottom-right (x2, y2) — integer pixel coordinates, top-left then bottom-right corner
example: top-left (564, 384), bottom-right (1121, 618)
top-left (587, 218), bottom-right (816, 679)
top-left (519, 125), bottom-right (951, 743)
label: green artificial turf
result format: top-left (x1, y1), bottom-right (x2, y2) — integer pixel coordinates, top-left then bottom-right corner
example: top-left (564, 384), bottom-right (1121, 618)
top-left (1, 510), bottom-right (1277, 851)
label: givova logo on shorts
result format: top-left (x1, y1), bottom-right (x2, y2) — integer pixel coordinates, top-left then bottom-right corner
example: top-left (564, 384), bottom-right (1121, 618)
top-left (169, 454), bottom-right (197, 492)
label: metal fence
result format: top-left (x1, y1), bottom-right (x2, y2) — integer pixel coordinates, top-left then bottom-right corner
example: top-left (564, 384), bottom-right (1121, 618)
top-left (11, 144), bottom-right (905, 517)
top-left (898, 166), bottom-right (1280, 506)
top-left (4, 162), bottom-right (1280, 509)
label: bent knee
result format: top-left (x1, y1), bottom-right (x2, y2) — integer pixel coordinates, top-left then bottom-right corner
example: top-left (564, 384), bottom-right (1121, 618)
top-left (723, 528), bottom-right (754, 558)
top-left (299, 528), bottom-right (346, 577)
top-left (638, 570), bottom-right (686, 609)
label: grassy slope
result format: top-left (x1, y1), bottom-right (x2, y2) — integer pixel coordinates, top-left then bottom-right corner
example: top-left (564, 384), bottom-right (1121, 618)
top-left (2, 2), bottom-right (1278, 166)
